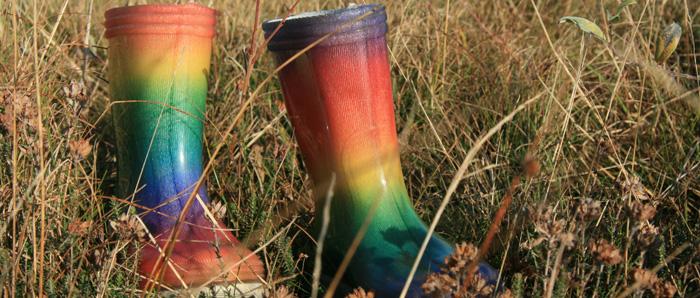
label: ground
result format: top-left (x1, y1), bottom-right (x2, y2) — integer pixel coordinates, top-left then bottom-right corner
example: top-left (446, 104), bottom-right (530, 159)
top-left (0, 0), bottom-right (698, 297)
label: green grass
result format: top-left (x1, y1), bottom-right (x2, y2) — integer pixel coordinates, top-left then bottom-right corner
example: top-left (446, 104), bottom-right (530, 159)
top-left (1, 0), bottom-right (698, 297)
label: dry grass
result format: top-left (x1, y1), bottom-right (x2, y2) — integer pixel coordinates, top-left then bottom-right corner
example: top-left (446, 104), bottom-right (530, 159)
top-left (1, 0), bottom-right (699, 297)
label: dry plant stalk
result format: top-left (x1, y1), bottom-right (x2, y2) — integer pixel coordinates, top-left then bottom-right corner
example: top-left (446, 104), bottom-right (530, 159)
top-left (461, 157), bottom-right (540, 294)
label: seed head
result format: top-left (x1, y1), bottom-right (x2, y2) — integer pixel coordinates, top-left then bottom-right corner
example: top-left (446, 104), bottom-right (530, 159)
top-left (632, 268), bottom-right (658, 290)
top-left (652, 281), bottom-right (677, 298)
top-left (267, 285), bottom-right (297, 298)
top-left (110, 214), bottom-right (146, 242)
top-left (589, 239), bottom-right (623, 265)
top-left (69, 139), bottom-right (92, 159)
top-left (576, 198), bottom-right (602, 222)
top-left (422, 272), bottom-right (457, 297)
top-left (621, 176), bottom-right (652, 201)
top-left (444, 242), bottom-right (478, 274)
top-left (67, 220), bottom-right (93, 237)
top-left (627, 201), bottom-right (657, 222)
top-left (637, 222), bottom-right (659, 247)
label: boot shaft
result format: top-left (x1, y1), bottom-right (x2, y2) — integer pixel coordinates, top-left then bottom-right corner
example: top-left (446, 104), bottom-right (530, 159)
top-left (106, 4), bottom-right (216, 234)
top-left (264, 7), bottom-right (455, 293)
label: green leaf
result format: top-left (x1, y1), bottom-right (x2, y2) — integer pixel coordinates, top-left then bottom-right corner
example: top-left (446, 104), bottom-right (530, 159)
top-left (559, 16), bottom-right (607, 42)
top-left (655, 22), bottom-right (682, 63)
top-left (608, 0), bottom-right (637, 22)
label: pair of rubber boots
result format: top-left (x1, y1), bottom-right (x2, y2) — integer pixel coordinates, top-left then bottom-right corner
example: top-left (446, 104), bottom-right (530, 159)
top-left (105, 3), bottom-right (496, 297)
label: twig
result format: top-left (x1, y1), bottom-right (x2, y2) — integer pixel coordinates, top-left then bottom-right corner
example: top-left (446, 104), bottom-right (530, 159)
top-left (543, 240), bottom-right (566, 298)
top-left (460, 175), bottom-right (521, 295)
top-left (312, 174), bottom-right (336, 298)
top-left (33, 0), bottom-right (47, 295)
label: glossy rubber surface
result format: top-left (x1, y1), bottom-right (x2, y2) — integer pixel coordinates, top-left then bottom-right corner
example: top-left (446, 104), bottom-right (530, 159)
top-left (264, 4), bottom-right (496, 296)
top-left (106, 3), bottom-right (263, 289)
top-left (263, 4), bottom-right (387, 51)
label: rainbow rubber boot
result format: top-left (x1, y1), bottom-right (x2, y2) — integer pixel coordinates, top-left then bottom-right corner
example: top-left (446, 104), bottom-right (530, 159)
top-left (105, 4), bottom-right (264, 296)
top-left (263, 4), bottom-right (497, 296)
